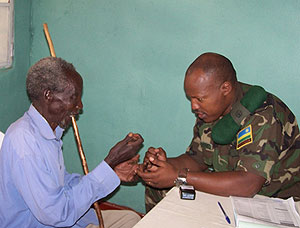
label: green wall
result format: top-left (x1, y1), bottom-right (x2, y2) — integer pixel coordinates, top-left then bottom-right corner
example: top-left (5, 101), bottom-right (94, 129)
top-left (0, 0), bottom-right (31, 131)
top-left (1, 0), bottom-right (299, 214)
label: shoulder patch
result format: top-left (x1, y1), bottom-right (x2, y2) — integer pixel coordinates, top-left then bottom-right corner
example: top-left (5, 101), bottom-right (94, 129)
top-left (236, 125), bottom-right (253, 150)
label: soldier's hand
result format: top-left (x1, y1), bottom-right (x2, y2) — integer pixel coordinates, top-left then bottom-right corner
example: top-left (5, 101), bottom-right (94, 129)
top-left (137, 156), bottom-right (178, 188)
top-left (104, 133), bottom-right (144, 169)
top-left (142, 147), bottom-right (167, 172)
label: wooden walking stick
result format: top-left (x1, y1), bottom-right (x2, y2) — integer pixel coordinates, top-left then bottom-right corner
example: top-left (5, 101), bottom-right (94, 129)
top-left (43, 23), bottom-right (105, 228)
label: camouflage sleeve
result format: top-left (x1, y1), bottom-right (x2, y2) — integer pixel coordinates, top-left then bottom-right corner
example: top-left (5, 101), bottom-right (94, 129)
top-left (234, 104), bottom-right (297, 183)
top-left (185, 119), bottom-right (205, 165)
top-left (185, 119), bottom-right (214, 166)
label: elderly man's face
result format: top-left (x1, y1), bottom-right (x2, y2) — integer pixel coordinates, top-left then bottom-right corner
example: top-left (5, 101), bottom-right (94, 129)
top-left (48, 71), bottom-right (83, 129)
top-left (184, 69), bottom-right (229, 123)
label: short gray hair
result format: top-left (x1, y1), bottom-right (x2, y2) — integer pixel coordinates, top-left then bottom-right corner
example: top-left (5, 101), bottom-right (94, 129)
top-left (26, 57), bottom-right (77, 101)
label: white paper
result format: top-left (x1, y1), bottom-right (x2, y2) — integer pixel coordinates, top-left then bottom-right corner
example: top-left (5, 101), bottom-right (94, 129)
top-left (231, 196), bottom-right (300, 228)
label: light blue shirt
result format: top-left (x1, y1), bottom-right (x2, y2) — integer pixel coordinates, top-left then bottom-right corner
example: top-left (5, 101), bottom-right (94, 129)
top-left (0, 105), bottom-right (120, 227)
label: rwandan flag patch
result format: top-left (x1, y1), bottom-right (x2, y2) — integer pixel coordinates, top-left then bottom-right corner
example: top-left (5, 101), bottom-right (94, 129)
top-left (236, 125), bottom-right (253, 150)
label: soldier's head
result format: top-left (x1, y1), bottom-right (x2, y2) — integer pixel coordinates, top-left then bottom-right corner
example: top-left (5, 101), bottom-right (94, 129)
top-left (184, 52), bottom-right (237, 123)
top-left (26, 57), bottom-right (83, 130)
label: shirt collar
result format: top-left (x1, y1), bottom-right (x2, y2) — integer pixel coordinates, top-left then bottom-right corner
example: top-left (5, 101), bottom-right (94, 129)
top-left (235, 82), bottom-right (244, 102)
top-left (27, 104), bottom-right (64, 140)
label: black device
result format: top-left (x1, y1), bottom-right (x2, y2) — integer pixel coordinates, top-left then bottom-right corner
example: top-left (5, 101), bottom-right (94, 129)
top-left (180, 185), bottom-right (196, 200)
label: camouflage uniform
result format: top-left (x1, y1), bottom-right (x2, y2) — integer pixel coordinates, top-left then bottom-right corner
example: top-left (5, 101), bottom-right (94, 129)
top-left (145, 186), bottom-right (169, 212)
top-left (145, 82), bottom-right (300, 212)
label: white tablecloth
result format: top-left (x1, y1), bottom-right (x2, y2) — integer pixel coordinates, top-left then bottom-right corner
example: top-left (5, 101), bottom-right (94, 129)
top-left (134, 187), bottom-right (234, 228)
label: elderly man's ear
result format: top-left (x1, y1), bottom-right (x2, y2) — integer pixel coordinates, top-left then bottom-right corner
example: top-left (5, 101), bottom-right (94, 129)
top-left (43, 90), bottom-right (53, 103)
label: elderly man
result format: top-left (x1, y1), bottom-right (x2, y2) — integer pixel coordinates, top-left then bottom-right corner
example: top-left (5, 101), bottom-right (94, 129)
top-left (138, 52), bottom-right (300, 212)
top-left (0, 57), bottom-right (144, 227)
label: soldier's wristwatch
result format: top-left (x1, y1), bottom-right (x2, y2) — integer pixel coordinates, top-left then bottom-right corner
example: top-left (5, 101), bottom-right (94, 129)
top-left (174, 168), bottom-right (189, 187)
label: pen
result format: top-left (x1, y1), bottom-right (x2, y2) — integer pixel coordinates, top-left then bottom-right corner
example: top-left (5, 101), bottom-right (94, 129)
top-left (218, 201), bottom-right (231, 224)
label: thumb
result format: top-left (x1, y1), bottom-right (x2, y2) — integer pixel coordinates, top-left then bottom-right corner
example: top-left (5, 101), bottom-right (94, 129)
top-left (126, 154), bottom-right (140, 165)
top-left (133, 154), bottom-right (140, 161)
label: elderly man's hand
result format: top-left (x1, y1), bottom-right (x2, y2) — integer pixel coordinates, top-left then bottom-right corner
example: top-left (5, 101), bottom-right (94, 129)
top-left (104, 133), bottom-right (143, 169)
top-left (114, 154), bottom-right (140, 182)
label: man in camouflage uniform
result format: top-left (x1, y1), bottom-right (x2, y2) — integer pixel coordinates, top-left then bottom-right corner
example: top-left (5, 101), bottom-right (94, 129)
top-left (137, 52), bottom-right (300, 212)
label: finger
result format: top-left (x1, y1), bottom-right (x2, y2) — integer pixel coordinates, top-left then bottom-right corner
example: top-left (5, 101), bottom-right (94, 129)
top-left (147, 147), bottom-right (158, 155)
top-left (133, 164), bottom-right (139, 173)
top-left (123, 133), bottom-right (134, 143)
top-left (126, 171), bottom-right (137, 182)
top-left (157, 147), bottom-right (166, 156)
top-left (136, 165), bottom-right (143, 174)
top-left (143, 152), bottom-right (153, 163)
top-left (147, 165), bottom-right (158, 172)
top-left (131, 164), bottom-right (139, 172)
top-left (147, 155), bottom-right (157, 165)
top-left (148, 156), bottom-right (165, 167)
top-left (146, 161), bottom-right (153, 170)
top-left (146, 148), bottom-right (160, 158)
top-left (116, 134), bottom-right (133, 148)
top-left (154, 148), bottom-right (160, 153)
top-left (136, 168), bottom-right (154, 179)
top-left (128, 133), bottom-right (143, 141)
top-left (128, 154), bottom-right (140, 163)
top-left (145, 151), bottom-right (157, 161)
top-left (156, 148), bottom-right (167, 161)
top-left (137, 169), bottom-right (159, 181)
top-left (137, 163), bottom-right (144, 170)
top-left (132, 154), bottom-right (140, 161)
top-left (142, 161), bottom-right (156, 172)
top-left (156, 154), bottom-right (165, 161)
top-left (131, 133), bottom-right (144, 142)
top-left (142, 161), bottom-right (149, 171)
top-left (143, 158), bottom-right (149, 166)
top-left (128, 136), bottom-right (143, 146)
top-left (144, 151), bottom-right (153, 158)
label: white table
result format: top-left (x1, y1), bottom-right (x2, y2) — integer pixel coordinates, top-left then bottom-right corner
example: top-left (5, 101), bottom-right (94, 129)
top-left (134, 187), bottom-right (234, 228)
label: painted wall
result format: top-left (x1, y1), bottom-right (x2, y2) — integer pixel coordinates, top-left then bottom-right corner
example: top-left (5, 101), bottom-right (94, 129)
top-left (28, 0), bottom-right (300, 213)
top-left (0, 1), bottom-right (31, 132)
